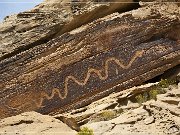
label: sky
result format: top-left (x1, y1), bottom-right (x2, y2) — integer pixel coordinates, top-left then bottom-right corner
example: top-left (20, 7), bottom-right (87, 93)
top-left (0, 0), bottom-right (43, 22)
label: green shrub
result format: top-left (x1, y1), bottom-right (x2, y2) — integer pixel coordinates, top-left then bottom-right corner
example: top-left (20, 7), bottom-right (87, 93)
top-left (135, 79), bottom-right (176, 104)
top-left (158, 79), bottom-right (176, 88)
top-left (135, 93), bottom-right (148, 104)
top-left (99, 110), bottom-right (116, 121)
top-left (149, 89), bottom-right (158, 100)
top-left (77, 127), bottom-right (94, 135)
top-left (91, 109), bottom-right (123, 122)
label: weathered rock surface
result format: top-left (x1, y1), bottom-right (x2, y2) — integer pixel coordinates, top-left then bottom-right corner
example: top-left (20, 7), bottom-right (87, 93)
top-left (0, 80), bottom-right (179, 135)
top-left (55, 82), bottom-right (159, 125)
top-left (0, 2), bottom-right (179, 119)
top-left (0, 0), bottom-right (137, 60)
top-left (59, 82), bottom-right (180, 135)
top-left (161, 65), bottom-right (180, 81)
top-left (0, 0), bottom-right (180, 134)
top-left (0, 112), bottom-right (77, 135)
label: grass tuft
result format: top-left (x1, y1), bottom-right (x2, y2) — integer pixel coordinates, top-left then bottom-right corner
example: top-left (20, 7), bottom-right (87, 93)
top-left (77, 127), bottom-right (94, 135)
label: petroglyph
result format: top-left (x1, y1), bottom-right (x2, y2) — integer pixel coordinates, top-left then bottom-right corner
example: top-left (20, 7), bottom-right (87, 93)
top-left (37, 50), bottom-right (144, 108)
top-left (1, 3), bottom-right (180, 119)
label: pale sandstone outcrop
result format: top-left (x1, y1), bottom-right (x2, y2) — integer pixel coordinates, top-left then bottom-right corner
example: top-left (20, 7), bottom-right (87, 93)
top-left (0, 112), bottom-right (77, 135)
top-left (81, 84), bottom-right (180, 135)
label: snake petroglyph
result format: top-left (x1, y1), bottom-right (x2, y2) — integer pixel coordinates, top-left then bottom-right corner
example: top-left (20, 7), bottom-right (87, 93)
top-left (37, 50), bottom-right (144, 108)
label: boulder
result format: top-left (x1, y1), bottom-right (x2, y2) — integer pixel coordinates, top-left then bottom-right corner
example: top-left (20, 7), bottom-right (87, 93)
top-left (0, 112), bottom-right (77, 135)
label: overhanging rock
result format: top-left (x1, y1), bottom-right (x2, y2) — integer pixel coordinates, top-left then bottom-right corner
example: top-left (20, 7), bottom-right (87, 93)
top-left (0, 3), bottom-right (180, 119)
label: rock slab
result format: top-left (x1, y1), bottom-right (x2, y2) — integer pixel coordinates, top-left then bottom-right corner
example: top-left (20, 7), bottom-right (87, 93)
top-left (0, 112), bottom-right (77, 135)
top-left (0, 2), bottom-right (180, 119)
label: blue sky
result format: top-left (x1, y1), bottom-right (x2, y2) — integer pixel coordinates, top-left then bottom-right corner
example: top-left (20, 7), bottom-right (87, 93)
top-left (0, 0), bottom-right (43, 22)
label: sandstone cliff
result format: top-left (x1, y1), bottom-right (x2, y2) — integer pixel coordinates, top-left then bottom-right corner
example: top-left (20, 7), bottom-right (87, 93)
top-left (0, 0), bottom-right (180, 134)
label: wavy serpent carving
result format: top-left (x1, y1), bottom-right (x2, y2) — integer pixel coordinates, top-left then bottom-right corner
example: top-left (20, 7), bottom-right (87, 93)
top-left (37, 50), bottom-right (144, 108)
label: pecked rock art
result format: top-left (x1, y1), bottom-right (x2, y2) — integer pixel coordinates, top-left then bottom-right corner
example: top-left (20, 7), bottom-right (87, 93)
top-left (1, 38), bottom-right (179, 118)
top-left (36, 50), bottom-right (144, 107)
top-left (0, 3), bottom-right (180, 119)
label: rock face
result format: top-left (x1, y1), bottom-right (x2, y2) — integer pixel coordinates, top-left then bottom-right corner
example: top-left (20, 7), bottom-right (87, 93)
top-left (0, 112), bottom-right (77, 135)
top-left (0, 0), bottom-right (136, 59)
top-left (0, 80), bottom-right (179, 135)
top-left (0, 1), bottom-right (180, 119)
top-left (59, 82), bottom-right (180, 135)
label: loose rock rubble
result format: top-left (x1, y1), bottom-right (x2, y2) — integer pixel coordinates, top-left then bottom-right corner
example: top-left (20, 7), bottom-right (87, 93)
top-left (81, 84), bottom-right (180, 135)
